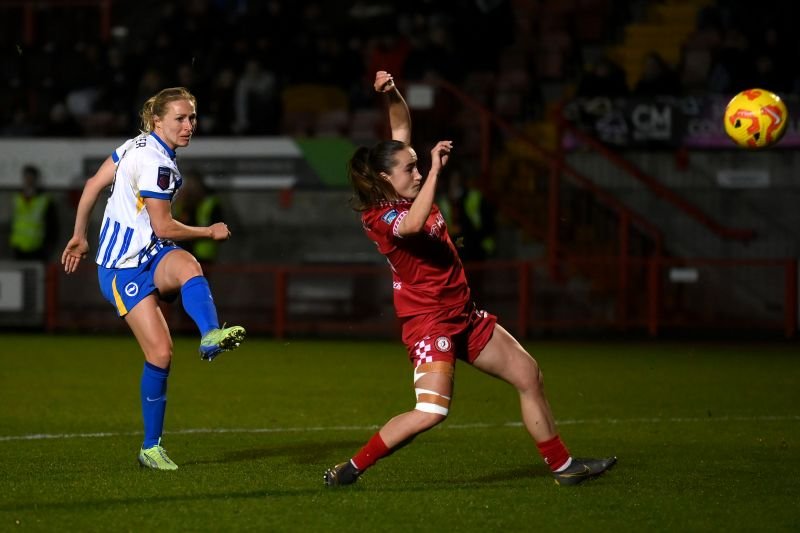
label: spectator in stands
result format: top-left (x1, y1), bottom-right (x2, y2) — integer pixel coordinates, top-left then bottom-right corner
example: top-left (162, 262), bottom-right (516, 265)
top-left (747, 26), bottom-right (794, 94)
top-left (45, 102), bottom-right (82, 136)
top-left (175, 169), bottom-right (224, 264)
top-left (365, 34), bottom-right (411, 86)
top-left (437, 166), bottom-right (496, 263)
top-left (204, 67), bottom-right (238, 134)
top-left (60, 87), bottom-right (246, 471)
top-left (404, 19), bottom-right (463, 82)
top-left (706, 28), bottom-right (750, 94)
top-left (455, 0), bottom-right (515, 72)
top-left (575, 56), bottom-right (629, 98)
top-left (9, 164), bottom-right (59, 261)
top-left (234, 59), bottom-right (279, 135)
top-left (633, 52), bottom-right (682, 97)
top-left (324, 71), bottom-right (616, 488)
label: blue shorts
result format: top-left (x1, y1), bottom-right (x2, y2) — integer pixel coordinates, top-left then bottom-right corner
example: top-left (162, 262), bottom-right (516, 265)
top-left (97, 244), bottom-right (180, 317)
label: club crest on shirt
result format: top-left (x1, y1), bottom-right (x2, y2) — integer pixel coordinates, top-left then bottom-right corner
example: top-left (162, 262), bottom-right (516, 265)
top-left (157, 166), bottom-right (171, 190)
top-left (429, 213), bottom-right (445, 237)
top-left (434, 336), bottom-right (452, 352)
top-left (381, 209), bottom-right (399, 225)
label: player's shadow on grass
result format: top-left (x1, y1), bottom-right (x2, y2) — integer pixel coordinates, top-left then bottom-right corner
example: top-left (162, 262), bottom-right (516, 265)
top-left (181, 439), bottom-right (551, 486)
top-left (467, 466), bottom-right (550, 484)
top-left (184, 439), bottom-right (365, 466)
top-left (0, 488), bottom-right (323, 513)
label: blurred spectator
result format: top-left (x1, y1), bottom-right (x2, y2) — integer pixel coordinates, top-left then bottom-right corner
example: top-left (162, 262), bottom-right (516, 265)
top-left (633, 52), bottom-right (682, 97)
top-left (365, 34), bottom-right (411, 86)
top-left (454, 0), bottom-right (515, 72)
top-left (0, 0), bottom-right (651, 137)
top-left (204, 67), bottom-right (237, 134)
top-left (9, 164), bottom-right (59, 261)
top-left (437, 166), bottom-right (497, 263)
top-left (706, 28), bottom-right (750, 94)
top-left (234, 59), bottom-right (279, 134)
top-left (417, 21), bottom-right (463, 82)
top-left (174, 170), bottom-right (223, 264)
top-left (2, 109), bottom-right (39, 136)
top-left (575, 56), bottom-right (629, 98)
top-left (746, 26), bottom-right (794, 94)
top-left (45, 102), bottom-right (82, 136)
top-left (134, 68), bottom-right (166, 126)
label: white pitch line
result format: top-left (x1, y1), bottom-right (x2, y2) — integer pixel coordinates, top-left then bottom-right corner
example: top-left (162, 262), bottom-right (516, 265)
top-left (1, 415), bottom-right (798, 443)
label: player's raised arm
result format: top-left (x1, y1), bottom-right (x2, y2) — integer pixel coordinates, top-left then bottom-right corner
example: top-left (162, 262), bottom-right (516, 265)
top-left (61, 156), bottom-right (116, 273)
top-left (375, 71), bottom-right (411, 145)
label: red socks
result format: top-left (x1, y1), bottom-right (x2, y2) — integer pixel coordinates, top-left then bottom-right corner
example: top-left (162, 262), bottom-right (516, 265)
top-left (536, 434), bottom-right (571, 472)
top-left (351, 432), bottom-right (570, 473)
top-left (351, 432), bottom-right (390, 471)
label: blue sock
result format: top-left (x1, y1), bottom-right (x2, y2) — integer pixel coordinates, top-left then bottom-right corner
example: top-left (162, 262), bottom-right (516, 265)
top-left (181, 275), bottom-right (220, 336)
top-left (141, 362), bottom-right (169, 449)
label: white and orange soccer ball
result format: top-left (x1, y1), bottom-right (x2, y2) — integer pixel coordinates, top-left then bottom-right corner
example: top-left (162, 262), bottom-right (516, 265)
top-left (723, 88), bottom-right (788, 149)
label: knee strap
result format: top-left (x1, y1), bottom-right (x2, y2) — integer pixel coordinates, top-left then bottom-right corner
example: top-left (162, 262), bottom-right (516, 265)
top-left (414, 388), bottom-right (451, 416)
top-left (413, 361), bottom-right (454, 415)
top-left (413, 361), bottom-right (454, 384)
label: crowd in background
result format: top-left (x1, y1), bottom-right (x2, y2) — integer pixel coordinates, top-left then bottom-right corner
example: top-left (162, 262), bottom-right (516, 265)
top-left (0, 0), bottom-right (795, 139)
top-left (1, 0), bottom-right (517, 137)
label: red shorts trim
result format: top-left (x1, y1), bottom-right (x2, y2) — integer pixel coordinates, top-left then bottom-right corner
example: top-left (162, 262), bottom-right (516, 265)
top-left (401, 302), bottom-right (497, 367)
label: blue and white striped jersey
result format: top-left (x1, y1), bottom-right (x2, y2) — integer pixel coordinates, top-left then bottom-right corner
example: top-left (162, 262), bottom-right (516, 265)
top-left (94, 132), bottom-right (183, 269)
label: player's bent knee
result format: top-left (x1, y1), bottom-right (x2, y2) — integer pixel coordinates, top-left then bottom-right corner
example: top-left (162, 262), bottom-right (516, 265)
top-left (514, 360), bottom-right (544, 394)
top-left (147, 353), bottom-right (172, 368)
top-left (145, 344), bottom-right (173, 368)
top-left (411, 361), bottom-right (453, 429)
top-left (414, 387), bottom-right (451, 427)
top-left (537, 365), bottom-right (545, 386)
top-left (186, 260), bottom-right (204, 278)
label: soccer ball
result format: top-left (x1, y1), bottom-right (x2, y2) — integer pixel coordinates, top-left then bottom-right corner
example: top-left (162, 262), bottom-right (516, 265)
top-left (723, 88), bottom-right (788, 149)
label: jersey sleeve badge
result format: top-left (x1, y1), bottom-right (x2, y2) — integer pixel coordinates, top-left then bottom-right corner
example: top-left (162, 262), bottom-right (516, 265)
top-left (157, 166), bottom-right (171, 190)
top-left (381, 209), bottom-right (399, 225)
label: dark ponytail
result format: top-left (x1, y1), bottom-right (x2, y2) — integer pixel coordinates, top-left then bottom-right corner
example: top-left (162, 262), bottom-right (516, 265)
top-left (347, 140), bottom-right (407, 211)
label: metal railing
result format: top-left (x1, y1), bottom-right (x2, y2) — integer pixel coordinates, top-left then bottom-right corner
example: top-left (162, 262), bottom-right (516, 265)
top-left (45, 257), bottom-right (798, 339)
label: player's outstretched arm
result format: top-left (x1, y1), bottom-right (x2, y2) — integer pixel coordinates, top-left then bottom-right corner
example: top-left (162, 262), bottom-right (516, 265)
top-left (146, 198), bottom-right (232, 242)
top-left (375, 71), bottom-right (411, 145)
top-left (62, 156), bottom-right (115, 273)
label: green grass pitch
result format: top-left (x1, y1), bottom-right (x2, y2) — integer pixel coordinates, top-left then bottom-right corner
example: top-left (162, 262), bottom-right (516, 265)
top-left (1, 334), bottom-right (798, 532)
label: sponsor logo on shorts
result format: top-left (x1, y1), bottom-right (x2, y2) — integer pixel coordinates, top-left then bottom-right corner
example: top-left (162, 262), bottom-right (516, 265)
top-left (125, 282), bottom-right (139, 297)
top-left (435, 336), bottom-right (452, 352)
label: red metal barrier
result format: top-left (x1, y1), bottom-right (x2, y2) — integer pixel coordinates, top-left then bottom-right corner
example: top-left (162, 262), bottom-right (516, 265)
top-left (45, 258), bottom-right (797, 339)
top-left (555, 105), bottom-right (756, 242)
top-left (0, 0), bottom-right (112, 44)
top-left (433, 79), bottom-right (665, 290)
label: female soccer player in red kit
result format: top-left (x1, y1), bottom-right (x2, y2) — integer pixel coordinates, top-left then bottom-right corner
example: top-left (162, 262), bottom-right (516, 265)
top-left (324, 72), bottom-right (616, 487)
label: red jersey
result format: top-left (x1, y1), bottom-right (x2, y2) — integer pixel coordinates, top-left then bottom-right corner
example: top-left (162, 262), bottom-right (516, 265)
top-left (362, 200), bottom-right (470, 317)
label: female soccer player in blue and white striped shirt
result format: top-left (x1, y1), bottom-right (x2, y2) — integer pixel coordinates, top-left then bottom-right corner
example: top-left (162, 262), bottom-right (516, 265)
top-left (61, 87), bottom-right (245, 470)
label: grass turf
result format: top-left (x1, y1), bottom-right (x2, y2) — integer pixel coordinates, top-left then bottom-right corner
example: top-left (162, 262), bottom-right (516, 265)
top-left (0, 334), bottom-right (798, 532)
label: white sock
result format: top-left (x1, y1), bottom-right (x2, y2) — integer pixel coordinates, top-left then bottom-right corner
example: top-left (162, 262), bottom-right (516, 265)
top-left (555, 457), bottom-right (573, 472)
